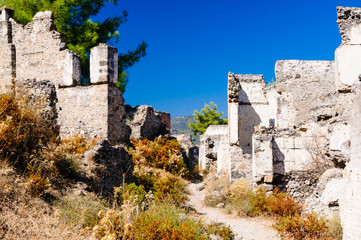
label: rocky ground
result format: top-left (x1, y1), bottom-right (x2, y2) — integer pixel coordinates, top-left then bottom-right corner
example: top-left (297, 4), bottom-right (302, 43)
top-left (187, 182), bottom-right (280, 240)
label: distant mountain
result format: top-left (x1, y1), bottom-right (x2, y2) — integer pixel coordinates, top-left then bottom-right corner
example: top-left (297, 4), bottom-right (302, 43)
top-left (171, 116), bottom-right (193, 135)
top-left (171, 116), bottom-right (200, 144)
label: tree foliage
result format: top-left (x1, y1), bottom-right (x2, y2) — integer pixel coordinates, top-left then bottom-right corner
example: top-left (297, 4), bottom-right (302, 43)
top-left (188, 102), bottom-right (228, 135)
top-left (2, 0), bottom-right (147, 92)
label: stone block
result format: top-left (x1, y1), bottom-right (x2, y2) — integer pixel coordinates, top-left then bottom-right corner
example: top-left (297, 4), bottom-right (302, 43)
top-left (228, 102), bottom-right (239, 145)
top-left (90, 44), bottom-right (118, 84)
top-left (62, 50), bottom-right (81, 86)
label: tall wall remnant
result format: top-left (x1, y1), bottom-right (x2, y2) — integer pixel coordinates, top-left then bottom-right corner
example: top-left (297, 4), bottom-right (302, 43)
top-left (199, 6), bottom-right (360, 218)
top-left (0, 8), bottom-right (170, 145)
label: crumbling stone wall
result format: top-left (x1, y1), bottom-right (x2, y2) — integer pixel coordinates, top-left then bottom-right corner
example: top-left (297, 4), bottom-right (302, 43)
top-left (199, 8), bottom-right (357, 218)
top-left (10, 11), bottom-right (80, 87)
top-left (124, 105), bottom-right (170, 140)
top-left (199, 125), bottom-right (228, 170)
top-left (0, 9), bottom-right (135, 145)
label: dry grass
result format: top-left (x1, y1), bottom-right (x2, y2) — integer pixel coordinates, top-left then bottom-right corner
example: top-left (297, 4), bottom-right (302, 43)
top-left (0, 164), bottom-right (89, 240)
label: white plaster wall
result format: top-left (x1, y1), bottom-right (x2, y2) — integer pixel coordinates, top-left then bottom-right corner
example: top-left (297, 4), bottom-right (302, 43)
top-left (335, 45), bottom-right (361, 87)
top-left (252, 135), bottom-right (273, 182)
top-left (228, 102), bottom-right (239, 145)
top-left (340, 86), bottom-right (361, 239)
top-left (205, 125), bottom-right (228, 136)
top-left (350, 24), bottom-right (361, 44)
top-left (239, 82), bottom-right (267, 104)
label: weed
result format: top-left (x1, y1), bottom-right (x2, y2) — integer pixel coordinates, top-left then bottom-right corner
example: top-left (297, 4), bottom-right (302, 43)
top-left (203, 222), bottom-right (235, 240)
top-left (26, 164), bottom-right (50, 196)
top-left (327, 214), bottom-right (343, 240)
top-left (55, 193), bottom-right (107, 228)
top-left (114, 183), bottom-right (146, 207)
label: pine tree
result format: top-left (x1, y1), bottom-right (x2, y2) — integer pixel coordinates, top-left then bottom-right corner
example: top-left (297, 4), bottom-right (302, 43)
top-left (188, 102), bottom-right (228, 135)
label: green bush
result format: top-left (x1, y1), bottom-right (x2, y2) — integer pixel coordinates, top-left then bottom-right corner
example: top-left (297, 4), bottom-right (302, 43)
top-left (114, 183), bottom-right (146, 207)
top-left (154, 175), bottom-right (188, 206)
top-left (203, 222), bottom-right (235, 240)
top-left (130, 203), bottom-right (208, 240)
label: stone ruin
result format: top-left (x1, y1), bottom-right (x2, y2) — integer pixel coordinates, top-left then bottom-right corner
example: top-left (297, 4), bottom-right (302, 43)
top-left (198, 6), bottom-right (361, 238)
top-left (0, 6), bottom-right (170, 145)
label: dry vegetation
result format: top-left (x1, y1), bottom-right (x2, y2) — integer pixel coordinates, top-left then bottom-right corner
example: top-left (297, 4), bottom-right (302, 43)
top-left (0, 94), bottom-right (234, 240)
top-left (203, 172), bottom-right (342, 240)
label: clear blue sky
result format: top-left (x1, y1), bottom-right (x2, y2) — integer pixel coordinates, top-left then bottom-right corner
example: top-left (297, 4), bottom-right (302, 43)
top-left (97, 0), bottom-right (359, 117)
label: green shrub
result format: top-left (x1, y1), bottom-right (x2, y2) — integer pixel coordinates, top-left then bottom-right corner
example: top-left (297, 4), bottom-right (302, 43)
top-left (154, 175), bottom-right (188, 205)
top-left (203, 222), bottom-right (235, 240)
top-left (114, 183), bottom-right (146, 207)
top-left (130, 203), bottom-right (208, 240)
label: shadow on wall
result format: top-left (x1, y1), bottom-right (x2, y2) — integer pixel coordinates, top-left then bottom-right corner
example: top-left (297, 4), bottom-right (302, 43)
top-left (272, 138), bottom-right (285, 184)
top-left (239, 86), bottom-right (261, 154)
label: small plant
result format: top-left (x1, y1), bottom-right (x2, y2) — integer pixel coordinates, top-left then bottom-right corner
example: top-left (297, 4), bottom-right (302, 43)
top-left (203, 222), bottom-right (235, 240)
top-left (327, 214), bottom-right (343, 240)
top-left (26, 164), bottom-right (49, 196)
top-left (113, 183), bottom-right (146, 207)
top-left (60, 135), bottom-right (99, 154)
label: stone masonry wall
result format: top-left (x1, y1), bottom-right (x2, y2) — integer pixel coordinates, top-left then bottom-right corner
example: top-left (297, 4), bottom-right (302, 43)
top-left (340, 84), bottom-right (361, 239)
top-left (0, 9), bottom-right (132, 145)
top-left (10, 11), bottom-right (80, 87)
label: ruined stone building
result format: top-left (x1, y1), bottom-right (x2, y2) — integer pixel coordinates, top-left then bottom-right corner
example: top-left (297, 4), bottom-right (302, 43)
top-left (198, 7), bottom-right (361, 239)
top-left (0, 7), bottom-right (170, 144)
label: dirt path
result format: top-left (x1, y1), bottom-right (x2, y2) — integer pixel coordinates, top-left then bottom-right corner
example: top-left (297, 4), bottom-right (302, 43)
top-left (187, 183), bottom-right (280, 240)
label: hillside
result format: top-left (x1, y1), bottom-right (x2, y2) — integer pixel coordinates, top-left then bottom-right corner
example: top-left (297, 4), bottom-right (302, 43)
top-left (171, 116), bottom-right (200, 144)
top-left (171, 116), bottom-right (194, 135)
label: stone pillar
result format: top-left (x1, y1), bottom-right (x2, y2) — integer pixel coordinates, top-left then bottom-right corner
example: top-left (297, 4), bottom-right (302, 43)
top-left (228, 72), bottom-right (240, 145)
top-left (340, 84), bottom-right (361, 239)
top-left (90, 44), bottom-right (118, 84)
top-left (0, 6), bottom-right (15, 94)
top-left (335, 7), bottom-right (361, 91)
top-left (62, 50), bottom-right (81, 86)
top-left (0, 6), bottom-right (13, 22)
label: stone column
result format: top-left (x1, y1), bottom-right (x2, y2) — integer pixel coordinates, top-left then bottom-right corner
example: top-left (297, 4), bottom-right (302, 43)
top-left (0, 6), bottom-right (15, 94)
top-left (228, 72), bottom-right (240, 145)
top-left (335, 7), bottom-right (361, 92)
top-left (62, 50), bottom-right (81, 86)
top-left (90, 44), bottom-right (118, 84)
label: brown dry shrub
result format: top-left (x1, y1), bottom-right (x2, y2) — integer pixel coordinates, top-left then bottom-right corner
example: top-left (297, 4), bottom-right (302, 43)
top-left (267, 188), bottom-right (302, 218)
top-left (274, 212), bottom-right (333, 240)
top-left (129, 137), bottom-right (190, 178)
top-left (0, 94), bottom-right (57, 168)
